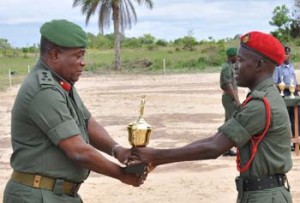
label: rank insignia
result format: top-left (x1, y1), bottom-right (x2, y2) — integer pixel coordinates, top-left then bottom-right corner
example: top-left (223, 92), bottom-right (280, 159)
top-left (242, 34), bottom-right (250, 44)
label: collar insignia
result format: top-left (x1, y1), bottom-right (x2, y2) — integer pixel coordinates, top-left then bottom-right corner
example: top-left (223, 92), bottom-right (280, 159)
top-left (59, 81), bottom-right (71, 91)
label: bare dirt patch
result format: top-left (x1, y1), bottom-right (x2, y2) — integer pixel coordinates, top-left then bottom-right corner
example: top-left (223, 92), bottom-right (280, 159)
top-left (0, 72), bottom-right (299, 203)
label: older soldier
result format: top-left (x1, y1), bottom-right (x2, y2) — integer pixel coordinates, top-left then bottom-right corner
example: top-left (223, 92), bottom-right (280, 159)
top-left (220, 47), bottom-right (240, 156)
top-left (131, 31), bottom-right (293, 203)
top-left (3, 19), bottom-right (144, 203)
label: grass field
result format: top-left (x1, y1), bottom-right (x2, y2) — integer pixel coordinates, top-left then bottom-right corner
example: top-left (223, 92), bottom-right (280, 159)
top-left (0, 46), bottom-right (225, 90)
top-left (2, 44), bottom-right (300, 91)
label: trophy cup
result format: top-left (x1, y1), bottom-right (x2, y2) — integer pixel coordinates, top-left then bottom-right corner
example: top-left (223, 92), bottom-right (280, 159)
top-left (278, 75), bottom-right (285, 97)
top-left (125, 96), bottom-right (151, 174)
top-left (289, 78), bottom-right (295, 99)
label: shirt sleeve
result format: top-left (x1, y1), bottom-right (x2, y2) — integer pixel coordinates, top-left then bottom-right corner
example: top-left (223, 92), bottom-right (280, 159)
top-left (273, 67), bottom-right (280, 84)
top-left (291, 64), bottom-right (298, 85)
top-left (29, 88), bottom-right (82, 145)
top-left (220, 64), bottom-right (232, 90)
top-left (218, 99), bottom-right (266, 148)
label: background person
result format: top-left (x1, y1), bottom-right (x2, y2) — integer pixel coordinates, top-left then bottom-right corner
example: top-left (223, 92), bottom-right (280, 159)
top-left (3, 19), bottom-right (144, 203)
top-left (273, 46), bottom-right (300, 151)
top-left (273, 46), bottom-right (298, 96)
top-left (220, 47), bottom-right (240, 156)
top-left (131, 31), bottom-right (293, 203)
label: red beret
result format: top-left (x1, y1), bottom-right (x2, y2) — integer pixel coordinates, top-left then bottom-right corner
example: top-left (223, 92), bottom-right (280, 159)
top-left (240, 31), bottom-right (285, 65)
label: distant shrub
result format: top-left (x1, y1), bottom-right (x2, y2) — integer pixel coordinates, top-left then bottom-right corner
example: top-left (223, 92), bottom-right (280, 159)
top-left (156, 39), bottom-right (168, 47)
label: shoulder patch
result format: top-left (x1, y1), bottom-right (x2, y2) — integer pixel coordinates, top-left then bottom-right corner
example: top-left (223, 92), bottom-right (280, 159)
top-left (37, 70), bottom-right (55, 87)
top-left (251, 90), bottom-right (266, 100)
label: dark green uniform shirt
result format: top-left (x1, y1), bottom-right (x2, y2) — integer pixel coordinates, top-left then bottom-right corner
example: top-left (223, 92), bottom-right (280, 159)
top-left (220, 62), bottom-right (238, 121)
top-left (10, 59), bottom-right (91, 182)
top-left (219, 78), bottom-right (292, 178)
top-left (220, 62), bottom-right (238, 91)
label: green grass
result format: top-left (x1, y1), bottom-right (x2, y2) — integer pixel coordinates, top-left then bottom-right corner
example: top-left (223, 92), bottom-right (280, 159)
top-left (0, 46), bottom-right (225, 90)
top-left (85, 46), bottom-right (224, 74)
top-left (8, 43), bottom-right (295, 90)
top-left (0, 53), bottom-right (38, 90)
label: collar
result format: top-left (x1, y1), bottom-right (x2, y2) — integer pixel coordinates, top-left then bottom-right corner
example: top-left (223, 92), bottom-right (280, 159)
top-left (39, 59), bottom-right (72, 91)
top-left (279, 63), bottom-right (291, 68)
top-left (58, 80), bottom-right (72, 91)
top-left (252, 78), bottom-right (274, 92)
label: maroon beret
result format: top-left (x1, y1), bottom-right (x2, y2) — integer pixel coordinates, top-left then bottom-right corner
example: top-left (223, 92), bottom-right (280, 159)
top-left (240, 31), bottom-right (285, 65)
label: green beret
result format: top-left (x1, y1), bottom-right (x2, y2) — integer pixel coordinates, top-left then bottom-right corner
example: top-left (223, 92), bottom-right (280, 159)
top-left (40, 19), bottom-right (87, 48)
top-left (226, 48), bottom-right (237, 56)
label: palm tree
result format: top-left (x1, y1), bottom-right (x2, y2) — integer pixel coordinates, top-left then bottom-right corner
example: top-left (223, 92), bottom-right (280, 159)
top-left (73, 0), bottom-right (153, 71)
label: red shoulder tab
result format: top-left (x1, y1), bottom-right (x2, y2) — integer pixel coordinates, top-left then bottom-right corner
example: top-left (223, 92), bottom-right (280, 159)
top-left (59, 81), bottom-right (71, 91)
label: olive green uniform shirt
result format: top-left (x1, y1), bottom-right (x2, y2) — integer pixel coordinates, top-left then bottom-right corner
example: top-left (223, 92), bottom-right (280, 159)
top-left (4, 59), bottom-right (91, 203)
top-left (220, 62), bottom-right (238, 91)
top-left (218, 78), bottom-right (292, 202)
top-left (220, 62), bottom-right (238, 121)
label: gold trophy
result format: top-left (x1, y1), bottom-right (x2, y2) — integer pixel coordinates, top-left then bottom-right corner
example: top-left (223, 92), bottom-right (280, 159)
top-left (289, 78), bottom-right (295, 99)
top-left (125, 96), bottom-right (151, 174)
top-left (278, 75), bottom-right (285, 97)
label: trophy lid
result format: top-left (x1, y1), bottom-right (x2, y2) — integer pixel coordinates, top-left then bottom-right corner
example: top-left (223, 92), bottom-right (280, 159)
top-left (127, 96), bottom-right (151, 147)
top-left (128, 95), bottom-right (151, 129)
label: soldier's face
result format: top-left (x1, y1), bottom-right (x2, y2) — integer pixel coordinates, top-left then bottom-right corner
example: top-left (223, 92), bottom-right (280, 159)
top-left (56, 48), bottom-right (86, 83)
top-left (235, 47), bottom-right (258, 89)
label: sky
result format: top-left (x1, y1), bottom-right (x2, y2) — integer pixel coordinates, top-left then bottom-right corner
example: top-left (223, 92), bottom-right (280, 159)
top-left (0, 0), bottom-right (295, 48)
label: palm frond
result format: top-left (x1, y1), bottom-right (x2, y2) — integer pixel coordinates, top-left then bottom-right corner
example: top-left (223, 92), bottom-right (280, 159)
top-left (73, 0), bottom-right (153, 32)
top-left (134, 0), bottom-right (153, 9)
top-left (98, 1), bottom-right (112, 33)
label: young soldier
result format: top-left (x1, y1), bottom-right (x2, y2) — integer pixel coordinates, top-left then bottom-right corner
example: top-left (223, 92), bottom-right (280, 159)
top-left (131, 31), bottom-right (293, 203)
top-left (220, 47), bottom-right (240, 156)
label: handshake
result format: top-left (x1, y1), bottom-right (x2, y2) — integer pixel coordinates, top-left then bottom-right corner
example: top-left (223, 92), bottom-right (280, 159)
top-left (112, 144), bottom-right (157, 187)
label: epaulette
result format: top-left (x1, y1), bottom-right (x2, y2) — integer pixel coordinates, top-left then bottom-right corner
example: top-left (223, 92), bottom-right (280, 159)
top-left (250, 90), bottom-right (266, 100)
top-left (37, 70), bottom-right (56, 87)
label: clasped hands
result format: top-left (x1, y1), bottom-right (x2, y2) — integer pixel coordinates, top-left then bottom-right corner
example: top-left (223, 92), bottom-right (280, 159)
top-left (116, 146), bottom-right (156, 187)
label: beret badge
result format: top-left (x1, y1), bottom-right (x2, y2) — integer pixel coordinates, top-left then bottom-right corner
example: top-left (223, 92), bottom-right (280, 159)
top-left (242, 34), bottom-right (250, 44)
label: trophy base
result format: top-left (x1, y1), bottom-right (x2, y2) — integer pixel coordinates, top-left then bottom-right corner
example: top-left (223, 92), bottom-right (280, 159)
top-left (125, 163), bottom-right (146, 175)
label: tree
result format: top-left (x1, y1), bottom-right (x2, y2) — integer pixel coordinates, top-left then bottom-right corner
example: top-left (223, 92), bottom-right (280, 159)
top-left (0, 38), bottom-right (14, 56)
top-left (73, 0), bottom-right (153, 71)
top-left (290, 0), bottom-right (300, 38)
top-left (295, 0), bottom-right (300, 10)
top-left (174, 36), bottom-right (197, 51)
top-left (269, 5), bottom-right (291, 42)
top-left (139, 34), bottom-right (155, 45)
top-left (0, 38), bottom-right (12, 50)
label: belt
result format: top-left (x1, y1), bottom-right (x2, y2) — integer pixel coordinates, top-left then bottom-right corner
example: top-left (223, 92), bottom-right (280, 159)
top-left (11, 170), bottom-right (82, 196)
top-left (235, 174), bottom-right (288, 192)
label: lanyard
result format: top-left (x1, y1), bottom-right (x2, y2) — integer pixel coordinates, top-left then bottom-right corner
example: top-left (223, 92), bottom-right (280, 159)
top-left (236, 96), bottom-right (271, 173)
